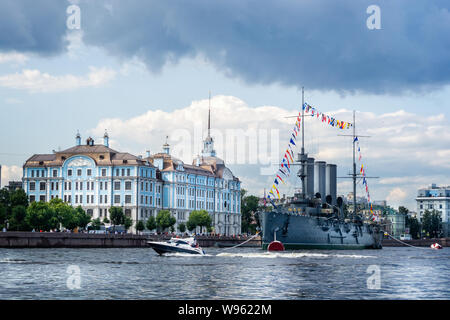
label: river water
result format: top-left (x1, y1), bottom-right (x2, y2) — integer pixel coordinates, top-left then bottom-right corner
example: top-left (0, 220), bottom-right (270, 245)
top-left (0, 247), bottom-right (448, 299)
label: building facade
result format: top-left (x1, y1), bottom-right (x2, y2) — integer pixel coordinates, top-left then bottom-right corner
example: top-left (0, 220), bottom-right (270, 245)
top-left (23, 132), bottom-right (159, 232)
top-left (416, 184), bottom-right (450, 237)
top-left (23, 108), bottom-right (242, 235)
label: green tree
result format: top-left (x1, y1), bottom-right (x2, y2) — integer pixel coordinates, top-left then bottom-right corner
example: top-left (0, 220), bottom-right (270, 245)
top-left (241, 192), bottom-right (260, 234)
top-left (146, 216), bottom-right (157, 232)
top-left (91, 218), bottom-right (102, 230)
top-left (156, 210), bottom-right (176, 232)
top-left (109, 207), bottom-right (125, 232)
top-left (124, 216), bottom-right (133, 233)
top-left (103, 216), bottom-right (110, 224)
top-left (422, 210), bottom-right (442, 238)
top-left (9, 205), bottom-right (29, 231)
top-left (408, 216), bottom-right (421, 239)
top-left (186, 210), bottom-right (212, 233)
top-left (0, 188), bottom-right (11, 208)
top-left (0, 203), bottom-right (6, 228)
top-left (136, 220), bottom-right (145, 234)
top-left (178, 222), bottom-right (186, 233)
top-left (25, 201), bottom-right (58, 231)
top-left (10, 189), bottom-right (28, 208)
top-left (49, 198), bottom-right (77, 230)
top-left (75, 206), bottom-right (91, 230)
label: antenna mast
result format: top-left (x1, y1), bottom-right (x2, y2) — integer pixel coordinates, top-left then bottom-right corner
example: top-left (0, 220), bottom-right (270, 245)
top-left (298, 87), bottom-right (307, 200)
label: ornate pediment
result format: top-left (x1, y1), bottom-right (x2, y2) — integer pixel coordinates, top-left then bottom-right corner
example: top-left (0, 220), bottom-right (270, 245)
top-left (66, 157), bottom-right (93, 167)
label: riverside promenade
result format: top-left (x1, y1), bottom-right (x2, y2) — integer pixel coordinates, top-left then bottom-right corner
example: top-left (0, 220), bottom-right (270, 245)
top-left (0, 232), bottom-right (262, 248)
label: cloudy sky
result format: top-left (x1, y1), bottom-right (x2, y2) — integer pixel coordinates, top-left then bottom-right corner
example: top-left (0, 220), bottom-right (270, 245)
top-left (0, 0), bottom-right (449, 211)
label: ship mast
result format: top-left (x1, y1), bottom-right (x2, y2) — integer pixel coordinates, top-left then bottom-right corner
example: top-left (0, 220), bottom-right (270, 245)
top-left (352, 110), bottom-right (357, 219)
top-left (298, 87), bottom-right (307, 200)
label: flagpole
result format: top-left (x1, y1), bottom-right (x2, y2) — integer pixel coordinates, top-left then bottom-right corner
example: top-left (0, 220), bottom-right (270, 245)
top-left (352, 110), bottom-right (356, 220)
top-left (299, 87), bottom-right (307, 200)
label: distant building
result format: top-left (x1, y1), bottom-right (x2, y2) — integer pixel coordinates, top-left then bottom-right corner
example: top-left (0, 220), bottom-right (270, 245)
top-left (22, 107), bottom-right (242, 235)
top-left (383, 207), bottom-right (406, 238)
top-left (416, 184), bottom-right (450, 237)
top-left (7, 181), bottom-right (23, 191)
top-left (146, 105), bottom-right (242, 236)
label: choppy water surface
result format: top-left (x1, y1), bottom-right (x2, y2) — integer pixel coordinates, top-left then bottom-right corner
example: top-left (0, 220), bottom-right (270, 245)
top-left (0, 247), bottom-right (448, 299)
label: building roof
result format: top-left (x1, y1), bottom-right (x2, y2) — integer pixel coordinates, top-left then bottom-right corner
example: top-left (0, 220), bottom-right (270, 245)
top-left (24, 142), bottom-right (153, 168)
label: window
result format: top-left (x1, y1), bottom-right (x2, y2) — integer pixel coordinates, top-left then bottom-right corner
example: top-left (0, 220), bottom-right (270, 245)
top-left (39, 195), bottom-right (46, 202)
top-left (125, 209), bottom-right (131, 217)
top-left (127, 168), bottom-right (131, 176)
top-left (104, 195), bottom-right (107, 203)
top-left (125, 195), bottom-right (132, 204)
top-left (116, 169), bottom-right (120, 176)
top-left (105, 182), bottom-right (108, 190)
top-left (114, 181), bottom-right (121, 190)
top-left (100, 181), bottom-right (103, 190)
top-left (91, 181), bottom-right (94, 190)
top-left (68, 169), bottom-right (72, 176)
top-left (40, 182), bottom-right (46, 191)
top-left (102, 168), bottom-right (107, 176)
top-left (122, 169), bottom-right (125, 176)
top-left (30, 195), bottom-right (35, 202)
top-left (87, 169), bottom-right (92, 176)
top-left (125, 181), bottom-right (132, 190)
top-left (100, 195), bottom-right (103, 204)
top-left (31, 170), bottom-right (34, 178)
top-left (91, 195), bottom-right (94, 203)
top-left (77, 169), bottom-right (82, 176)
top-left (87, 209), bottom-right (93, 217)
top-left (114, 195), bottom-right (120, 204)
top-left (30, 182), bottom-right (35, 191)
top-left (53, 170), bottom-right (57, 177)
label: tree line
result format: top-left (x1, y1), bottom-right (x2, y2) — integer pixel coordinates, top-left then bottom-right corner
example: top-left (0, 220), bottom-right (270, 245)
top-left (1, 187), bottom-right (263, 235)
top-left (0, 188), bottom-right (216, 234)
top-left (400, 206), bottom-right (443, 239)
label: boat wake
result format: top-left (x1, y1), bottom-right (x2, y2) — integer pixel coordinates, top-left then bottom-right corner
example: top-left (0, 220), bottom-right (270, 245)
top-left (215, 252), bottom-right (375, 259)
top-left (162, 252), bottom-right (212, 257)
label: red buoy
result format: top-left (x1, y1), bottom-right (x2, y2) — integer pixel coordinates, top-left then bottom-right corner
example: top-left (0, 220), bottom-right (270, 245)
top-left (268, 241), bottom-right (285, 251)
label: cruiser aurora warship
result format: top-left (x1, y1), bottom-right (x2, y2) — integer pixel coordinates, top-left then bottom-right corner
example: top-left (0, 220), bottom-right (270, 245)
top-left (259, 90), bottom-right (383, 250)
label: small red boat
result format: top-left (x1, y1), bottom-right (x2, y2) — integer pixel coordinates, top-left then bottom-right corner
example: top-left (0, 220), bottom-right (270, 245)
top-left (430, 243), bottom-right (443, 250)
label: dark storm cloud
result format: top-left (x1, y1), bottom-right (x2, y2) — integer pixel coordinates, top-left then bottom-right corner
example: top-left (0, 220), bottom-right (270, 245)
top-left (0, 0), bottom-right (68, 55)
top-left (78, 0), bottom-right (450, 93)
top-left (1, 0), bottom-right (449, 93)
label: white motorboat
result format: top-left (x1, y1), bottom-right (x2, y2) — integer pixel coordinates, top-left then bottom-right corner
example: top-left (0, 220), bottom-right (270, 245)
top-left (147, 237), bottom-right (205, 255)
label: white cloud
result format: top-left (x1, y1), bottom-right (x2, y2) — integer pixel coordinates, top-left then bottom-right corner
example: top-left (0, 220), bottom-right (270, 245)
top-left (88, 95), bottom-right (450, 211)
top-left (0, 52), bottom-right (28, 65)
top-left (4, 98), bottom-right (23, 105)
top-left (0, 165), bottom-right (22, 188)
top-left (0, 67), bottom-right (116, 92)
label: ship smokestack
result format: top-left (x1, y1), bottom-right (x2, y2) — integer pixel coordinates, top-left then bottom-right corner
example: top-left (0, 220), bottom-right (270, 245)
top-left (326, 164), bottom-right (337, 206)
top-left (306, 157), bottom-right (315, 198)
top-left (314, 161), bottom-right (326, 202)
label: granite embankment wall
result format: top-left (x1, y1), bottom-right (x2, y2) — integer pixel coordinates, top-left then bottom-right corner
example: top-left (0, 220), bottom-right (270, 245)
top-left (1, 232), bottom-right (446, 248)
top-left (0, 232), bottom-right (262, 248)
top-left (381, 237), bottom-right (449, 247)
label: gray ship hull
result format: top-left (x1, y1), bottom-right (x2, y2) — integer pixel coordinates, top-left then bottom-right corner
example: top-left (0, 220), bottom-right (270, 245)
top-left (261, 210), bottom-right (383, 250)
